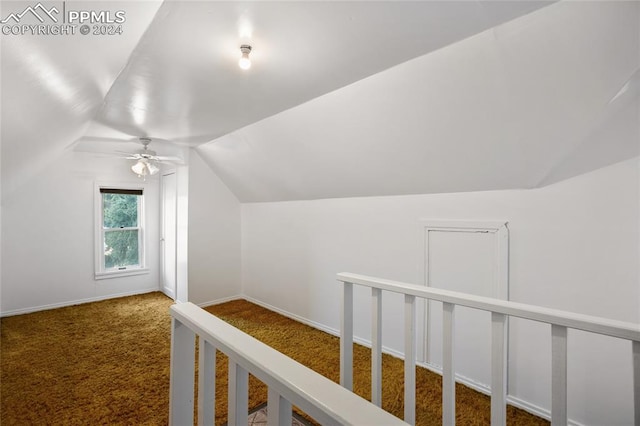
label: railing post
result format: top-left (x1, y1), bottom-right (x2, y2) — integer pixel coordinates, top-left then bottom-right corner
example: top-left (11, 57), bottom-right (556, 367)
top-left (491, 312), bottom-right (507, 426)
top-left (340, 281), bottom-right (354, 391)
top-left (633, 340), bottom-right (639, 426)
top-left (228, 361), bottom-right (249, 426)
top-left (551, 325), bottom-right (568, 426)
top-left (372, 287), bottom-right (383, 407)
top-left (169, 318), bottom-right (196, 426)
top-left (198, 337), bottom-right (215, 426)
top-left (268, 387), bottom-right (292, 426)
top-left (442, 302), bottom-right (456, 426)
top-left (404, 294), bottom-right (416, 425)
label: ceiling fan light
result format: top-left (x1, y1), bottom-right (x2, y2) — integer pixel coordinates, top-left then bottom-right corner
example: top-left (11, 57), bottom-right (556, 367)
top-left (147, 160), bottom-right (160, 175)
top-left (131, 138), bottom-right (161, 178)
top-left (131, 159), bottom-right (148, 176)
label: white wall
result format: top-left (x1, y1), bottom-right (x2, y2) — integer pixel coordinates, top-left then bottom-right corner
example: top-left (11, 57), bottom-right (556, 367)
top-left (242, 158), bottom-right (639, 425)
top-left (0, 146), bottom-right (243, 313)
top-left (187, 149), bottom-right (241, 305)
top-left (1, 151), bottom-right (161, 315)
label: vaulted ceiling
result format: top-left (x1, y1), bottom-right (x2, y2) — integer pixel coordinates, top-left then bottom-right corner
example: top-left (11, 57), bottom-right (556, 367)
top-left (2, 1), bottom-right (638, 202)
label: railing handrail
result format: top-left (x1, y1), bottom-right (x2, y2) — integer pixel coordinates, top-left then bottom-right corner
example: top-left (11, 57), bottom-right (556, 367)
top-left (170, 302), bottom-right (408, 426)
top-left (337, 272), bottom-right (640, 426)
top-left (337, 272), bottom-right (640, 341)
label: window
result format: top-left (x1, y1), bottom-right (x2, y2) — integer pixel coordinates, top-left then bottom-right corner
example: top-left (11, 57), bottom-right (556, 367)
top-left (95, 187), bottom-right (148, 279)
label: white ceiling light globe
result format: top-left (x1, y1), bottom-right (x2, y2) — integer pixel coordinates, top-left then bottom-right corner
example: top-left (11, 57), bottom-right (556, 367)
top-left (239, 45), bottom-right (252, 70)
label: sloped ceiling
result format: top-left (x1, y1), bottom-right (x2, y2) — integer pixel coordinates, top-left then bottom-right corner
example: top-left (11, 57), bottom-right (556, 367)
top-left (91, 0), bottom-right (555, 143)
top-left (2, 1), bottom-right (638, 203)
top-left (198, 1), bottom-right (639, 201)
top-left (0, 0), bottom-right (163, 199)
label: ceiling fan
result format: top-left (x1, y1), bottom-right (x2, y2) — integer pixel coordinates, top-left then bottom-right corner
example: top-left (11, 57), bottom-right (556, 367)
top-left (118, 137), bottom-right (183, 178)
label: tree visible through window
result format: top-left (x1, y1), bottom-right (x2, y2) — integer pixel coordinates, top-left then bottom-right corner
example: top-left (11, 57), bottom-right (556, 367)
top-left (100, 188), bottom-right (143, 271)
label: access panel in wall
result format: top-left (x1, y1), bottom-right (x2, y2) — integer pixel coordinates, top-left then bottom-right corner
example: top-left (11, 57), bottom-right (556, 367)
top-left (421, 220), bottom-right (508, 392)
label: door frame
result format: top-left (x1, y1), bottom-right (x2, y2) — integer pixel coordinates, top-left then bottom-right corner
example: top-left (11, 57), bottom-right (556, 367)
top-left (160, 170), bottom-right (178, 300)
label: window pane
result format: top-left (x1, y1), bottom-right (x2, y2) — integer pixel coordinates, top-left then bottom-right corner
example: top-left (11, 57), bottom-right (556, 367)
top-left (103, 193), bottom-right (138, 228)
top-left (104, 230), bottom-right (139, 269)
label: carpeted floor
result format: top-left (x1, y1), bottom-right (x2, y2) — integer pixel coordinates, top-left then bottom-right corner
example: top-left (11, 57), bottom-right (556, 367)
top-left (1, 292), bottom-right (549, 425)
top-left (1, 292), bottom-right (173, 425)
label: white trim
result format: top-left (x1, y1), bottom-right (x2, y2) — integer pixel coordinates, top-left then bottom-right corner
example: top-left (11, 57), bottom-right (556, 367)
top-left (94, 182), bottom-right (148, 279)
top-left (196, 294), bottom-right (242, 308)
top-left (506, 395), bottom-right (586, 426)
top-left (160, 171), bottom-right (178, 300)
top-left (242, 295), bottom-right (341, 336)
top-left (243, 294), bottom-right (407, 359)
top-left (338, 273), bottom-right (639, 341)
top-left (419, 219), bottom-right (508, 232)
top-left (243, 295), bottom-right (404, 359)
top-left (417, 360), bottom-right (491, 395)
top-left (95, 268), bottom-right (150, 280)
top-left (174, 165), bottom-right (190, 303)
top-left (0, 287), bottom-right (160, 317)
top-left (418, 219), bottom-right (509, 389)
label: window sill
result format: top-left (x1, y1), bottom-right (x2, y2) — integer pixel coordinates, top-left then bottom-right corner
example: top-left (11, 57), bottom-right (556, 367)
top-left (95, 268), bottom-right (150, 281)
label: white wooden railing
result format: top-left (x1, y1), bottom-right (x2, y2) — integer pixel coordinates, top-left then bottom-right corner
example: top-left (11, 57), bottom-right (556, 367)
top-left (169, 302), bottom-right (409, 426)
top-left (338, 272), bottom-right (640, 426)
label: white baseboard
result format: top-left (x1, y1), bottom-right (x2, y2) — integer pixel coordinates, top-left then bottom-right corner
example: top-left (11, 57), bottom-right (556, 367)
top-left (242, 295), bottom-right (344, 337)
top-left (196, 294), bottom-right (243, 308)
top-left (505, 396), bottom-right (585, 426)
top-left (415, 361), bottom-right (492, 396)
top-left (241, 295), bottom-right (404, 356)
top-left (0, 287), bottom-right (161, 317)
top-left (415, 363), bottom-right (584, 426)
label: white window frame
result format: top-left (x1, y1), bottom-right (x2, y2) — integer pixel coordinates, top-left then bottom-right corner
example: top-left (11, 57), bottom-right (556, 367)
top-left (95, 183), bottom-right (149, 280)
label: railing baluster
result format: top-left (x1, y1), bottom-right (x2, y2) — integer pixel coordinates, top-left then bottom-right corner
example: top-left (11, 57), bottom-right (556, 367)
top-left (171, 302), bottom-right (407, 426)
top-left (372, 287), bottom-right (383, 407)
top-left (197, 337), bottom-right (215, 426)
top-left (491, 312), bottom-right (507, 426)
top-left (228, 361), bottom-right (248, 426)
top-left (334, 273), bottom-right (640, 426)
top-left (169, 318), bottom-right (195, 426)
top-left (442, 302), bottom-right (456, 426)
top-left (404, 294), bottom-right (416, 425)
top-left (551, 325), bottom-right (568, 426)
top-left (340, 282), bottom-right (354, 391)
top-left (633, 340), bottom-right (639, 426)
top-left (268, 387), bottom-right (292, 426)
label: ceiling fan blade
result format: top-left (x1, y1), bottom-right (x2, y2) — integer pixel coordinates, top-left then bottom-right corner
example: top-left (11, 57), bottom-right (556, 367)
top-left (72, 138), bottom-right (140, 155)
top-left (78, 136), bottom-right (130, 143)
top-left (156, 156), bottom-right (184, 163)
top-left (73, 135), bottom-right (186, 166)
top-left (75, 135), bottom-right (174, 147)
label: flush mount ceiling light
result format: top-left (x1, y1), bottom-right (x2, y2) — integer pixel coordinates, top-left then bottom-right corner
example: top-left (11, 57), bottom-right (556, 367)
top-left (238, 44), bottom-right (252, 70)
